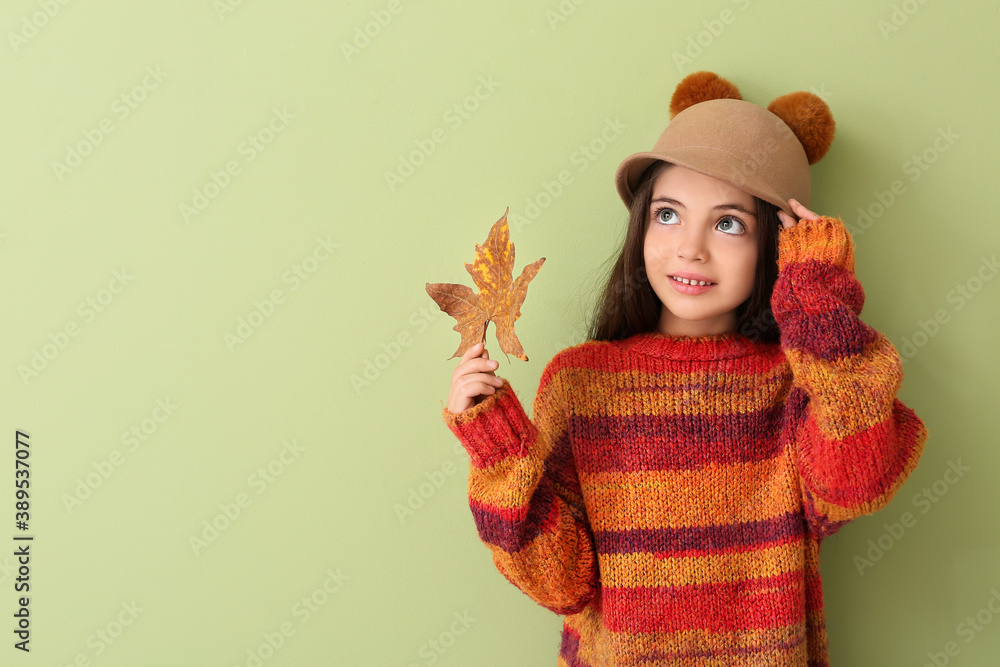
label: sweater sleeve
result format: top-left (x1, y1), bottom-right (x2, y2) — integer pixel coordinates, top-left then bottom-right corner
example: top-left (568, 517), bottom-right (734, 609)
top-left (440, 358), bottom-right (599, 615)
top-left (771, 215), bottom-right (929, 540)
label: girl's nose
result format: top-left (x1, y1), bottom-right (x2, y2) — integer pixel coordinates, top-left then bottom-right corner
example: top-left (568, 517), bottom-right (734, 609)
top-left (676, 226), bottom-right (709, 261)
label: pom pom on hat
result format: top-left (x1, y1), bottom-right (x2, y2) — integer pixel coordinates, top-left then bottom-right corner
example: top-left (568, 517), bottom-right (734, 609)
top-left (767, 91), bottom-right (836, 165)
top-left (669, 71), bottom-right (743, 119)
top-left (614, 71), bottom-right (837, 214)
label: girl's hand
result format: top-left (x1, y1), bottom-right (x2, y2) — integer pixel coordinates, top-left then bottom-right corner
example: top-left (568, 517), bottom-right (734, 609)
top-left (447, 341), bottom-right (504, 413)
top-left (777, 198), bottom-right (820, 230)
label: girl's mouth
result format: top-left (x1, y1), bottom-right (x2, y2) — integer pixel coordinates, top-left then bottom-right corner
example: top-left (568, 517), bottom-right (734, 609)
top-left (669, 275), bottom-right (716, 294)
top-left (670, 275), bottom-right (715, 286)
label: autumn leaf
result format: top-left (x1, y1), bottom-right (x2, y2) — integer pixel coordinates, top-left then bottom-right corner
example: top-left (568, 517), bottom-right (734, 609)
top-left (426, 207), bottom-right (545, 361)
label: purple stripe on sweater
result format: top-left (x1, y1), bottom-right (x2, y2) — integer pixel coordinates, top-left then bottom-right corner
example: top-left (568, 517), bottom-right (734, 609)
top-left (801, 489), bottom-right (852, 541)
top-left (468, 479), bottom-right (559, 552)
top-left (777, 307), bottom-right (878, 360)
top-left (546, 428), bottom-right (585, 497)
top-left (643, 632), bottom-right (806, 663)
top-left (773, 260), bottom-right (878, 361)
top-left (593, 512), bottom-right (804, 555)
top-left (559, 626), bottom-right (588, 666)
top-left (570, 406), bottom-right (785, 472)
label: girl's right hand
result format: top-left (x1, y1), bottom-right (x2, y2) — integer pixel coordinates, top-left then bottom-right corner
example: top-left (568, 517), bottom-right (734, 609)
top-left (447, 341), bottom-right (504, 413)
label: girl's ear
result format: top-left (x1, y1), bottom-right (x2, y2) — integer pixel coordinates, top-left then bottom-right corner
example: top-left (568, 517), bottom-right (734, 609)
top-left (767, 92), bottom-right (836, 165)
top-left (669, 71), bottom-right (742, 119)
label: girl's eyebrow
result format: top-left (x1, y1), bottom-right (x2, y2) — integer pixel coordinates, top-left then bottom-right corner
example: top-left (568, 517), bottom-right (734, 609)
top-left (650, 196), bottom-right (755, 217)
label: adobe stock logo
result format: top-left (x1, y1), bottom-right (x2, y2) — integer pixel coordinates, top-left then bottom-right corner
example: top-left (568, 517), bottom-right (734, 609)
top-left (877, 0), bottom-right (933, 40)
top-left (224, 235), bottom-right (339, 351)
top-left (62, 398), bottom-right (178, 513)
top-left (921, 588), bottom-right (1000, 666)
top-left (671, 0), bottom-right (752, 71)
top-left (340, 0), bottom-right (417, 62)
top-left (508, 116), bottom-right (628, 233)
top-left (394, 440), bottom-right (467, 524)
top-left (384, 75), bottom-right (501, 192)
top-left (52, 67), bottom-right (168, 182)
top-left (8, 0), bottom-right (74, 53)
top-left (405, 611), bottom-right (477, 667)
top-left (846, 127), bottom-right (959, 238)
top-left (189, 439), bottom-right (305, 556)
top-left (545, 0), bottom-right (587, 30)
top-left (854, 459), bottom-right (969, 576)
top-left (351, 303), bottom-right (442, 394)
top-left (56, 601), bottom-right (144, 665)
top-left (214, 0), bottom-right (250, 21)
top-left (231, 566), bottom-right (350, 667)
top-left (180, 107), bottom-right (295, 224)
top-left (898, 254), bottom-right (997, 365)
top-left (18, 268), bottom-right (134, 386)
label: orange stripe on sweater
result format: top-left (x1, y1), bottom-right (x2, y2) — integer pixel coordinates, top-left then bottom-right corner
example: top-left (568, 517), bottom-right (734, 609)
top-left (567, 363), bottom-right (791, 419)
top-left (599, 541), bottom-right (805, 588)
top-left (783, 336), bottom-right (902, 439)
top-left (581, 459), bottom-right (801, 531)
top-left (467, 453), bottom-right (544, 509)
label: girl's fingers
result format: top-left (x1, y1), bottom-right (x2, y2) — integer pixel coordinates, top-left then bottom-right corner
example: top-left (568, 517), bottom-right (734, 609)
top-left (458, 374), bottom-right (504, 396)
top-left (449, 342), bottom-right (501, 412)
top-left (480, 347), bottom-right (498, 373)
top-left (477, 375), bottom-right (503, 390)
top-left (466, 370), bottom-right (503, 385)
top-left (461, 341), bottom-right (483, 361)
top-left (455, 346), bottom-right (498, 377)
top-left (788, 198), bottom-right (820, 221)
top-left (777, 209), bottom-right (796, 230)
top-left (780, 198), bottom-right (822, 229)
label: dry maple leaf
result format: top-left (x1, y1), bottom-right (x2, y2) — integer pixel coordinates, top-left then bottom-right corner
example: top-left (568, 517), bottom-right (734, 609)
top-left (426, 207), bottom-right (545, 361)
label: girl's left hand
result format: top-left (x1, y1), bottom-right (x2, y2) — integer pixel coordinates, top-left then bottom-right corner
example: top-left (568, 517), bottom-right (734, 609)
top-left (777, 198), bottom-right (820, 230)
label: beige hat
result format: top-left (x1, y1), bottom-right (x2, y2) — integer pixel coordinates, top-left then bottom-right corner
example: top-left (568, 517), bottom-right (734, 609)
top-left (614, 71), bottom-right (835, 218)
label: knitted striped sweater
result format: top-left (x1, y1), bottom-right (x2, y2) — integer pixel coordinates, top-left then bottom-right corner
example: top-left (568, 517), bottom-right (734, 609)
top-left (440, 216), bottom-right (928, 666)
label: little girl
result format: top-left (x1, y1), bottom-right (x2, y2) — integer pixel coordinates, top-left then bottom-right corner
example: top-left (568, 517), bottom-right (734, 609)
top-left (439, 71), bottom-right (928, 666)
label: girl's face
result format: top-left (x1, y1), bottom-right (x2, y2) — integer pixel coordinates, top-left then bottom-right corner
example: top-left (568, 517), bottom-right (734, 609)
top-left (643, 164), bottom-right (759, 337)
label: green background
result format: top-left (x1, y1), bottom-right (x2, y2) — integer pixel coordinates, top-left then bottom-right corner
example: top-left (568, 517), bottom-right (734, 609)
top-left (1, 0), bottom-right (997, 665)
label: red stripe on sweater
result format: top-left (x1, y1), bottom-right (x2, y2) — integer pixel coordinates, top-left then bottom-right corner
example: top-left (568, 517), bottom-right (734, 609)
top-left (603, 570), bottom-right (806, 633)
top-left (541, 340), bottom-right (785, 382)
top-left (797, 399), bottom-right (920, 507)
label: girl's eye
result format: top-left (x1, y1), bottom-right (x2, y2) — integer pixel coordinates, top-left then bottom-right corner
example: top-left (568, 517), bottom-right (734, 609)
top-left (717, 216), bottom-right (746, 235)
top-left (652, 207), bottom-right (747, 235)
top-left (654, 207), bottom-right (678, 225)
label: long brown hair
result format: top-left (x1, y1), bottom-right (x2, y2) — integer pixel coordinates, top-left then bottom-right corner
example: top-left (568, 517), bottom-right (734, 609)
top-left (585, 160), bottom-right (782, 344)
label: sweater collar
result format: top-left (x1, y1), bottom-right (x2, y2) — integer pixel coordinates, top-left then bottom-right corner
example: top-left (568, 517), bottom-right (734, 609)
top-left (615, 329), bottom-right (760, 360)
